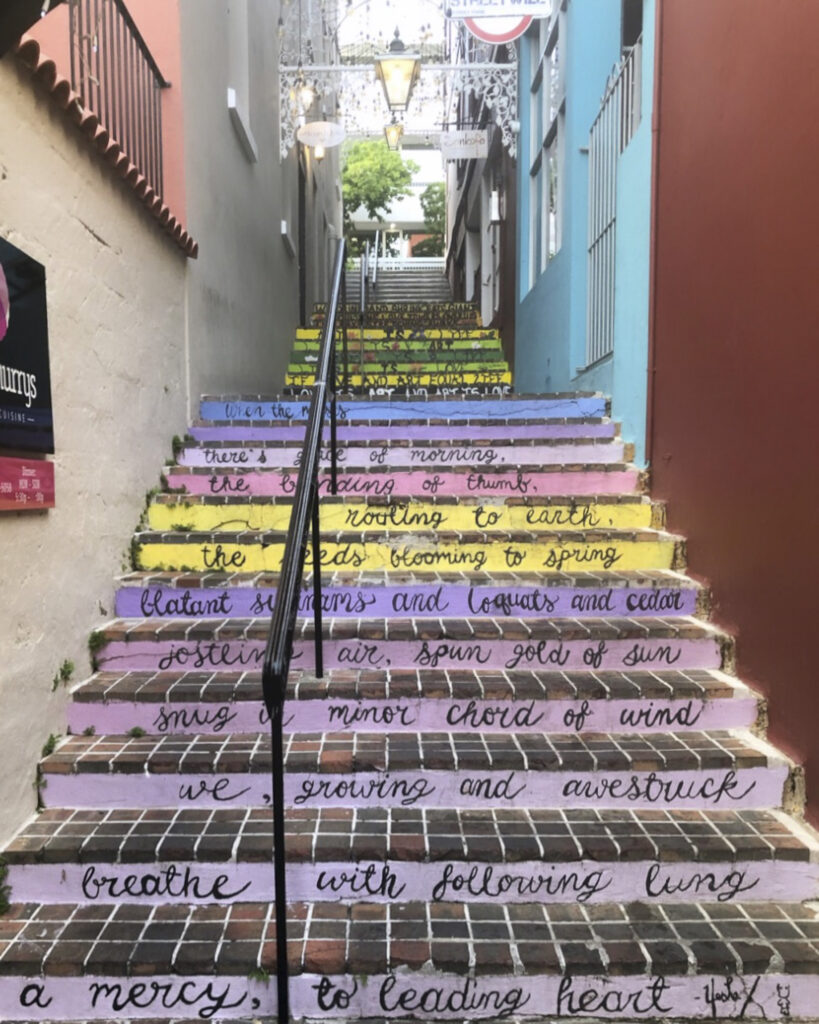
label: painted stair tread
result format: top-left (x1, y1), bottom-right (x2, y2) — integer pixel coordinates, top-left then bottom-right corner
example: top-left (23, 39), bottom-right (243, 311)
top-left (189, 423), bottom-right (618, 443)
top-left (176, 442), bottom-right (628, 469)
top-left (91, 614), bottom-right (725, 673)
top-left (284, 385), bottom-right (517, 399)
top-left (294, 327), bottom-right (501, 339)
top-left (0, 901), bottom-right (816, 1021)
top-left (194, 414), bottom-right (610, 428)
top-left (67, 668), bottom-right (759, 736)
top-left (165, 465), bottom-right (643, 499)
top-left (38, 729), bottom-right (787, 794)
top-left (199, 395), bottom-right (610, 422)
top-left (189, 422), bottom-right (618, 441)
top-left (8, 806), bottom-right (814, 866)
top-left (145, 497), bottom-right (662, 535)
top-left (94, 614), bottom-right (722, 643)
top-left (7, 820), bottom-right (818, 907)
top-left (180, 434), bottom-right (624, 449)
top-left (133, 529), bottom-right (683, 577)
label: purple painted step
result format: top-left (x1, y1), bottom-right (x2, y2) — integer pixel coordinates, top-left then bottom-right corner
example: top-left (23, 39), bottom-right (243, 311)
top-left (68, 692), bottom-right (759, 737)
top-left (199, 395), bottom-right (609, 422)
top-left (44, 764), bottom-right (790, 813)
top-left (94, 635), bottom-right (724, 675)
top-left (115, 579), bottom-right (700, 619)
top-left (167, 466), bottom-right (640, 497)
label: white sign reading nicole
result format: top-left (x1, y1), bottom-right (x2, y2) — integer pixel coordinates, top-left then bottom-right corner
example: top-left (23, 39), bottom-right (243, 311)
top-left (441, 130), bottom-right (490, 161)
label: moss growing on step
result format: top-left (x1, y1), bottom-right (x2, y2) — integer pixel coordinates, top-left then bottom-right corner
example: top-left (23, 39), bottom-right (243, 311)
top-left (51, 659), bottom-right (75, 692)
top-left (35, 733), bottom-right (61, 812)
top-left (82, 726), bottom-right (96, 737)
top-left (127, 727), bottom-right (146, 739)
top-left (247, 968), bottom-right (271, 985)
top-left (88, 630), bottom-right (107, 672)
top-left (0, 858), bottom-right (11, 916)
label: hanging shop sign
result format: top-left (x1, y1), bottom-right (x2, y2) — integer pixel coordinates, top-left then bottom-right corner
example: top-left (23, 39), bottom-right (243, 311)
top-left (0, 238), bottom-right (54, 453)
top-left (464, 15), bottom-right (534, 43)
top-left (0, 455), bottom-right (55, 511)
top-left (447, 0), bottom-right (550, 16)
top-left (441, 129), bottom-right (490, 161)
top-left (296, 121), bottom-right (346, 149)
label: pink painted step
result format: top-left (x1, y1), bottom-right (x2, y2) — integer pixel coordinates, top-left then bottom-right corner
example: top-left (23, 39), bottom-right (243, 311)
top-left (167, 465), bottom-right (641, 498)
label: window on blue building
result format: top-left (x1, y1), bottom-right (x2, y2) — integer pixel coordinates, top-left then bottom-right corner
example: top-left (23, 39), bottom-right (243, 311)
top-left (526, 8), bottom-right (565, 291)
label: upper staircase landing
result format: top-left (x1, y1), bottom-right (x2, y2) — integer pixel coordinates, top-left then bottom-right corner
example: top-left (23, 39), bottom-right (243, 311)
top-left (346, 261), bottom-right (453, 305)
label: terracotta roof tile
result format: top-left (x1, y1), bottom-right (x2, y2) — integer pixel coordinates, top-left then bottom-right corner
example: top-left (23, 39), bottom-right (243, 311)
top-left (14, 34), bottom-right (198, 259)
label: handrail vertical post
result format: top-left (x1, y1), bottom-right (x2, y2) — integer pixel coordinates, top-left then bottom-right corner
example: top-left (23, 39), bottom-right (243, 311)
top-left (262, 239), bottom-right (345, 1024)
top-left (330, 341), bottom-right (338, 496)
top-left (341, 270), bottom-right (349, 392)
top-left (271, 703), bottom-right (289, 1024)
top-left (311, 486), bottom-right (324, 679)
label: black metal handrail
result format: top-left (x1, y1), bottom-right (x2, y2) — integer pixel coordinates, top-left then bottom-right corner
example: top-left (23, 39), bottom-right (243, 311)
top-left (261, 238), bottom-right (347, 1024)
top-left (69, 0), bottom-right (169, 199)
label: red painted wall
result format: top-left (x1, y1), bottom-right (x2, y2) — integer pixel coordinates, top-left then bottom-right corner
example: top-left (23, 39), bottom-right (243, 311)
top-left (649, 0), bottom-right (819, 823)
top-left (28, 0), bottom-right (185, 220)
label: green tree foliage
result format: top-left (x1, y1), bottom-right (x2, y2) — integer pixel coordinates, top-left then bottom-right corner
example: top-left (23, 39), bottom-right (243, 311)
top-left (342, 140), bottom-right (417, 236)
top-left (413, 181), bottom-right (446, 257)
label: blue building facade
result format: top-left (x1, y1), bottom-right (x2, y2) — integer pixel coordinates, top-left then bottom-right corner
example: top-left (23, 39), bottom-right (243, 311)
top-left (515, 0), bottom-right (654, 464)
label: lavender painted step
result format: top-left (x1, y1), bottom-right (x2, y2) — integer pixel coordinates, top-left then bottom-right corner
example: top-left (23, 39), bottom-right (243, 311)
top-left (115, 577), bottom-right (701, 620)
top-left (167, 466), bottom-right (641, 498)
top-left (9, 854), bottom-right (817, 907)
top-left (189, 421), bottom-right (617, 442)
top-left (67, 690), bottom-right (759, 737)
top-left (44, 762), bottom-right (791, 813)
top-left (0, 939), bottom-right (816, 1020)
top-left (94, 635), bottom-right (724, 675)
top-left (177, 441), bottom-right (625, 468)
top-left (199, 395), bottom-right (609, 421)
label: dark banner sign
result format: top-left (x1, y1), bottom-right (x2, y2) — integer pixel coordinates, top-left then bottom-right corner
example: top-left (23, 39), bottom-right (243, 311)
top-left (0, 238), bottom-right (54, 453)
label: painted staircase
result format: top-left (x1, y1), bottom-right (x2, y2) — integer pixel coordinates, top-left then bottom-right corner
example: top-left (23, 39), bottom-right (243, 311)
top-left (0, 302), bottom-right (817, 1023)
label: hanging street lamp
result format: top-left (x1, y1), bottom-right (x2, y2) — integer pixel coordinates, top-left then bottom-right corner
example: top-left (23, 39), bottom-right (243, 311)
top-left (374, 28), bottom-right (422, 112)
top-left (384, 116), bottom-right (404, 150)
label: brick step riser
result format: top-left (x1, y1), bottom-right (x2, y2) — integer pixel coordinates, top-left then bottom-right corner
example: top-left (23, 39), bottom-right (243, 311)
top-left (44, 765), bottom-right (788, 813)
top-left (134, 537), bottom-right (679, 575)
top-left (189, 423), bottom-right (617, 441)
top-left (167, 468), bottom-right (641, 498)
top-left (115, 583), bottom-right (699, 620)
top-left (199, 397), bottom-right (609, 421)
top-left (177, 443), bottom-right (625, 468)
top-left (95, 636), bottom-right (719, 675)
top-left (67, 696), bottom-right (757, 738)
top-left (146, 500), bottom-right (656, 535)
top-left (9, 856), bottom-right (816, 907)
top-left (0, 971), bottom-right (813, 1022)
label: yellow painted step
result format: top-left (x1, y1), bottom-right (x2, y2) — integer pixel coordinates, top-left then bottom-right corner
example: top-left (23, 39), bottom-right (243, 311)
top-left (136, 535), bottom-right (678, 574)
top-left (147, 500), bottom-right (657, 535)
top-left (285, 370), bottom-right (513, 387)
top-left (296, 329), bottom-right (500, 343)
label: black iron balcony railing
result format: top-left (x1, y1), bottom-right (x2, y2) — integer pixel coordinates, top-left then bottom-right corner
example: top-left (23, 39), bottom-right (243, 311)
top-left (262, 238), bottom-right (348, 1024)
top-left (69, 0), bottom-right (169, 199)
